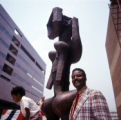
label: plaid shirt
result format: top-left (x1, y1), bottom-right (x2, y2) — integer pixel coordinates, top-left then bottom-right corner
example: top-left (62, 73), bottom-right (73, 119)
top-left (69, 88), bottom-right (112, 120)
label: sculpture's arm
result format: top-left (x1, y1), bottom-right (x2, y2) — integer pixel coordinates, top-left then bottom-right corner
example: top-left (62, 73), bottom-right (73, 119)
top-left (70, 17), bottom-right (82, 63)
top-left (46, 51), bottom-right (56, 89)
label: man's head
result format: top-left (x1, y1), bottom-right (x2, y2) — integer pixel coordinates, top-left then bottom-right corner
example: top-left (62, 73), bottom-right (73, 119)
top-left (72, 68), bottom-right (87, 91)
top-left (11, 86), bottom-right (25, 102)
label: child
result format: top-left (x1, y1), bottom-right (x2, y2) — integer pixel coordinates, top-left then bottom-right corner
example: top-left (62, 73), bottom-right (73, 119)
top-left (11, 86), bottom-right (43, 120)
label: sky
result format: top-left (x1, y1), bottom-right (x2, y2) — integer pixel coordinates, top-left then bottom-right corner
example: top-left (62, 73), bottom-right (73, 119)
top-left (0, 0), bottom-right (117, 111)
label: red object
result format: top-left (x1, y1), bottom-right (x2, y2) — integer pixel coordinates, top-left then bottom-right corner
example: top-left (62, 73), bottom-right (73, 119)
top-left (70, 92), bottom-right (79, 120)
top-left (40, 110), bottom-right (45, 116)
top-left (16, 111), bottom-right (23, 120)
top-left (2, 109), bottom-right (7, 115)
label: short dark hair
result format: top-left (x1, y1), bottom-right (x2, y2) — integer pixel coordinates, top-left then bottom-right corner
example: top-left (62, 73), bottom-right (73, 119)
top-left (11, 86), bottom-right (25, 97)
top-left (72, 68), bottom-right (86, 79)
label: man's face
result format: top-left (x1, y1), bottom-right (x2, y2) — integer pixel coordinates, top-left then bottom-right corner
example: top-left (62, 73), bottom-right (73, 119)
top-left (72, 70), bottom-right (86, 90)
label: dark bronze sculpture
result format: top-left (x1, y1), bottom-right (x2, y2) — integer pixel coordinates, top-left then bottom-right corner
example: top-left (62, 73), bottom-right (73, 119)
top-left (41, 7), bottom-right (82, 120)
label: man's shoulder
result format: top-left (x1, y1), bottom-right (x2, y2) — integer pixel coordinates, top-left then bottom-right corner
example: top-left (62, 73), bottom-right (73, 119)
top-left (87, 88), bottom-right (103, 96)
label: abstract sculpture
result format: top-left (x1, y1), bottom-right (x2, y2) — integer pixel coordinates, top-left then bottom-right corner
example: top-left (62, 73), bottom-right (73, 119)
top-left (41, 7), bottom-right (82, 120)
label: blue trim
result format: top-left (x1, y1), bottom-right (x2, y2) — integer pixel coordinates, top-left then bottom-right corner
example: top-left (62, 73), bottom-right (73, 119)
top-left (13, 72), bottom-right (31, 86)
top-left (0, 38), bottom-right (9, 48)
top-left (18, 54), bottom-right (43, 78)
top-left (15, 62), bottom-right (43, 88)
top-left (0, 51), bottom-right (6, 59)
top-left (6, 110), bottom-right (16, 120)
top-left (0, 25), bottom-right (12, 40)
top-left (0, 12), bottom-right (13, 30)
top-left (0, 65), bottom-right (2, 70)
top-left (16, 63), bottom-right (27, 73)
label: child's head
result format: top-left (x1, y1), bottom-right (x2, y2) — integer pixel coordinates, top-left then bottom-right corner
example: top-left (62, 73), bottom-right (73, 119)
top-left (11, 86), bottom-right (25, 102)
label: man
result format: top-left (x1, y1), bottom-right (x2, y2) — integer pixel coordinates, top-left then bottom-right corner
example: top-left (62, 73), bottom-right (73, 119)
top-left (69, 68), bottom-right (112, 120)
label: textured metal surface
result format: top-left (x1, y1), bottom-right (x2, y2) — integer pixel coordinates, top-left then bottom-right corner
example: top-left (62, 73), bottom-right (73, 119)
top-left (42, 7), bottom-right (82, 120)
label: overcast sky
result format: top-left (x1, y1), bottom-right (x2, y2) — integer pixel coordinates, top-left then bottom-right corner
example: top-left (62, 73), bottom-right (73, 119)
top-left (0, 0), bottom-right (117, 111)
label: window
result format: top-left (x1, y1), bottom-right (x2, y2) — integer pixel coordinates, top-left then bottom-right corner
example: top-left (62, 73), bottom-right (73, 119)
top-left (2, 64), bottom-right (13, 75)
top-left (36, 62), bottom-right (43, 71)
top-left (9, 44), bottom-right (18, 55)
top-left (6, 54), bottom-right (16, 65)
top-left (18, 54), bottom-right (42, 77)
top-left (21, 45), bottom-right (35, 62)
top-left (0, 75), bottom-right (10, 82)
top-left (14, 29), bottom-right (22, 37)
top-left (12, 36), bottom-right (20, 47)
top-left (32, 85), bottom-right (43, 94)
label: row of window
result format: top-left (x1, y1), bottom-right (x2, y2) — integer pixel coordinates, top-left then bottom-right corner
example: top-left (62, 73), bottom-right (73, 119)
top-left (16, 63), bottom-right (43, 88)
top-left (21, 45), bottom-right (35, 62)
top-left (0, 12), bottom-right (44, 98)
top-left (1, 49), bottom-right (43, 88)
top-left (1, 12), bottom-right (44, 72)
top-left (0, 51), bottom-right (15, 75)
top-left (0, 24), bottom-right (19, 79)
top-left (0, 54), bottom-right (43, 88)
top-left (0, 24), bottom-right (20, 81)
top-left (1, 36), bottom-right (43, 79)
top-left (21, 44), bottom-right (44, 72)
top-left (20, 45), bottom-right (44, 72)
top-left (0, 39), bottom-right (18, 76)
top-left (0, 25), bottom-right (44, 87)
top-left (18, 54), bottom-right (44, 78)
top-left (0, 23), bottom-right (44, 73)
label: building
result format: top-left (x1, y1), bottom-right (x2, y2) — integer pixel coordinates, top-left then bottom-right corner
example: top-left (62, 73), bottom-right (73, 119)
top-left (0, 4), bottom-right (46, 108)
top-left (106, 0), bottom-right (121, 119)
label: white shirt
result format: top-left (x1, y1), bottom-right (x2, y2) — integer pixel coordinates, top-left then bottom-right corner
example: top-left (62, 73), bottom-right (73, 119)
top-left (20, 96), bottom-right (40, 117)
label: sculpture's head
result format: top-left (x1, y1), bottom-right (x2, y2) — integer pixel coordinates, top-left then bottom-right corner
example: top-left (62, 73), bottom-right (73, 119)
top-left (47, 7), bottom-right (63, 39)
top-left (47, 7), bottom-right (72, 40)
